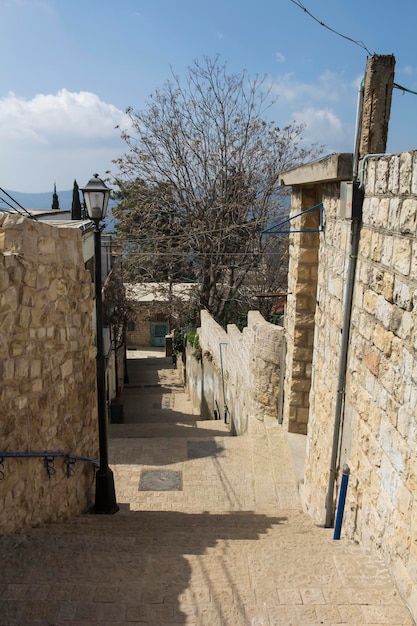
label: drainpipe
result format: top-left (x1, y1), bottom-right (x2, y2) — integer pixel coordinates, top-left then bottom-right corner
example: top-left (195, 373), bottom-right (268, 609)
top-left (324, 82), bottom-right (365, 528)
top-left (359, 153), bottom-right (387, 191)
top-left (325, 180), bottom-right (364, 528)
top-left (352, 79), bottom-right (364, 182)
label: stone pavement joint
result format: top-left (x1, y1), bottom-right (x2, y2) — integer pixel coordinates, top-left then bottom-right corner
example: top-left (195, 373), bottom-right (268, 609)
top-left (0, 348), bottom-right (414, 625)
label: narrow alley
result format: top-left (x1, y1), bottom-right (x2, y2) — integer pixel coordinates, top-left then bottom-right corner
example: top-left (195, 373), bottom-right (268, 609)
top-left (0, 349), bottom-right (413, 625)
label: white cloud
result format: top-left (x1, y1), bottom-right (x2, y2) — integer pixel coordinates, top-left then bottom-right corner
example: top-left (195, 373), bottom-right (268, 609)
top-left (0, 89), bottom-right (124, 142)
top-left (351, 74), bottom-right (364, 89)
top-left (0, 0), bottom-right (54, 13)
top-left (397, 65), bottom-right (415, 75)
top-left (0, 90), bottom-right (128, 192)
top-left (276, 52), bottom-right (285, 63)
top-left (293, 106), bottom-right (350, 151)
top-left (267, 69), bottom-right (358, 152)
top-left (271, 70), bottom-right (349, 105)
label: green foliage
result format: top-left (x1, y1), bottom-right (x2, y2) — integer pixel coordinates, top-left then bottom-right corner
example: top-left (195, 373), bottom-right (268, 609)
top-left (112, 179), bottom-right (195, 283)
top-left (71, 180), bottom-right (82, 220)
top-left (51, 183), bottom-right (59, 211)
top-left (172, 327), bottom-right (202, 361)
top-left (186, 329), bottom-right (200, 349)
top-left (186, 330), bottom-right (202, 362)
top-left (192, 345), bottom-right (202, 362)
top-left (173, 328), bottom-right (186, 353)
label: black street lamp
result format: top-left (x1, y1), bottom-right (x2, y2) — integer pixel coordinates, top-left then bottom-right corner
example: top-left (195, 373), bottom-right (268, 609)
top-left (81, 174), bottom-right (119, 514)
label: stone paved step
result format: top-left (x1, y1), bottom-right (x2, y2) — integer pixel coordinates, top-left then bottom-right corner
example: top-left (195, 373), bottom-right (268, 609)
top-left (1, 505), bottom-right (413, 626)
top-left (0, 351), bottom-right (413, 625)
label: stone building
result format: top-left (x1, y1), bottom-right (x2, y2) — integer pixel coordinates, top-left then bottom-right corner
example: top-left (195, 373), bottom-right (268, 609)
top-left (279, 150), bottom-right (417, 621)
top-left (125, 282), bottom-right (196, 347)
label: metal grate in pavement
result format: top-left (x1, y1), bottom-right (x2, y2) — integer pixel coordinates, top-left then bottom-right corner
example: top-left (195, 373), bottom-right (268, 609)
top-left (139, 469), bottom-right (183, 491)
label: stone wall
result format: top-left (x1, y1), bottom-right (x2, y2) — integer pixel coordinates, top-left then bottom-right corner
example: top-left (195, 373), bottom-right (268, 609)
top-left (298, 152), bottom-right (417, 619)
top-left (302, 182), bottom-right (352, 516)
top-left (126, 302), bottom-right (154, 347)
top-left (125, 283), bottom-right (195, 348)
top-left (282, 185), bottom-right (321, 434)
top-left (187, 310), bottom-right (283, 435)
top-left (0, 214), bottom-right (98, 534)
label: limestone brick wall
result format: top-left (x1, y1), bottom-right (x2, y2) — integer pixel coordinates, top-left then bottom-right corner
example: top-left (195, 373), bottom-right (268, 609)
top-left (186, 342), bottom-right (203, 411)
top-left (0, 214), bottom-right (98, 534)
top-left (302, 152), bottom-right (417, 619)
top-left (126, 302), bottom-right (171, 347)
top-left (282, 186), bottom-right (321, 434)
top-left (127, 303), bottom-right (152, 346)
top-left (187, 309), bottom-right (283, 435)
top-left (302, 183), bottom-right (352, 516)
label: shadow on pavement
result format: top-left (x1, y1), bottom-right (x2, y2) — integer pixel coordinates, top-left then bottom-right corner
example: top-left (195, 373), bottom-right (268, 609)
top-left (121, 355), bottom-right (195, 426)
top-left (109, 435), bottom-right (227, 465)
top-left (108, 350), bottom-right (230, 467)
top-left (0, 510), bottom-right (287, 625)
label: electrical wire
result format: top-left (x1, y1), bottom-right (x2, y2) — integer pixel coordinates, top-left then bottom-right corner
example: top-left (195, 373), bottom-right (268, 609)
top-left (289, 0), bottom-right (417, 98)
top-left (114, 233), bottom-right (287, 246)
top-left (111, 215), bottom-right (289, 247)
top-left (0, 196), bottom-right (18, 211)
top-left (111, 251), bottom-right (287, 258)
top-left (0, 187), bottom-right (37, 220)
top-left (289, 0), bottom-right (373, 56)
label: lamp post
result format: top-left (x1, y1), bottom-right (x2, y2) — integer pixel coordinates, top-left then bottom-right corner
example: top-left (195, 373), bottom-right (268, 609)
top-left (81, 174), bottom-right (119, 514)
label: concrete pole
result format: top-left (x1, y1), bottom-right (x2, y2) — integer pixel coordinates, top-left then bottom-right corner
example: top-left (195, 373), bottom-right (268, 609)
top-left (359, 54), bottom-right (395, 159)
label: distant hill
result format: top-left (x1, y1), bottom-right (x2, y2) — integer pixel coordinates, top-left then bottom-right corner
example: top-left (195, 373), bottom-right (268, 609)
top-left (2, 189), bottom-right (74, 210)
top-left (1, 189), bottom-right (118, 230)
top-left (2, 189), bottom-right (118, 210)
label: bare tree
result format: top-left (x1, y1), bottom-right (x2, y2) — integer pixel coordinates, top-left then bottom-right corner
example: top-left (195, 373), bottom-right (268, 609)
top-left (113, 56), bottom-right (320, 325)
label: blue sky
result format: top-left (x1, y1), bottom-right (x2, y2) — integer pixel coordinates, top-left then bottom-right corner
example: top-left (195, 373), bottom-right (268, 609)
top-left (1, 0), bottom-right (417, 193)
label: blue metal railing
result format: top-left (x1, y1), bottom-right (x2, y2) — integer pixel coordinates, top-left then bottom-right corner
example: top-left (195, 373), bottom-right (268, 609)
top-left (0, 451), bottom-right (99, 480)
top-left (262, 202), bottom-right (324, 235)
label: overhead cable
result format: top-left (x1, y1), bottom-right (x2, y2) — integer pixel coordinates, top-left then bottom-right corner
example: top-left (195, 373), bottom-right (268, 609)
top-left (289, 3), bottom-right (417, 99)
top-left (289, 0), bottom-right (373, 56)
top-left (0, 187), bottom-right (37, 220)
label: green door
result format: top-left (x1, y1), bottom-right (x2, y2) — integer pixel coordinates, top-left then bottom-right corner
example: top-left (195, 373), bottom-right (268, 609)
top-left (151, 321), bottom-right (169, 347)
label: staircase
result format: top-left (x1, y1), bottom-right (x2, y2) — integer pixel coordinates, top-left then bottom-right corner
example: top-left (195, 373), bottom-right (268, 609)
top-left (1, 351), bottom-right (412, 625)
top-left (108, 351), bottom-right (230, 439)
top-left (0, 351), bottom-right (236, 625)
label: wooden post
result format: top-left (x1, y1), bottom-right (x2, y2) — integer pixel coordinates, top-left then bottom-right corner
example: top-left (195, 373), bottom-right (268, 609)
top-left (359, 54), bottom-right (395, 158)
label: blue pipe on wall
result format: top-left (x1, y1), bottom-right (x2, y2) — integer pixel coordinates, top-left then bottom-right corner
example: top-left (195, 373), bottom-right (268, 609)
top-left (333, 464), bottom-right (350, 540)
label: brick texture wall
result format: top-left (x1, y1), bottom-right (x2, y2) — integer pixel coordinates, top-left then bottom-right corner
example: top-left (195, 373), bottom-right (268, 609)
top-left (0, 214), bottom-right (98, 533)
top-left (282, 186), bottom-right (321, 434)
top-left (298, 152), bottom-right (417, 619)
top-left (187, 310), bottom-right (283, 435)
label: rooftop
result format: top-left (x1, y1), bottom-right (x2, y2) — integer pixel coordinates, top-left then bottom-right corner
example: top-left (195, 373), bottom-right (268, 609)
top-left (125, 282), bottom-right (198, 303)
